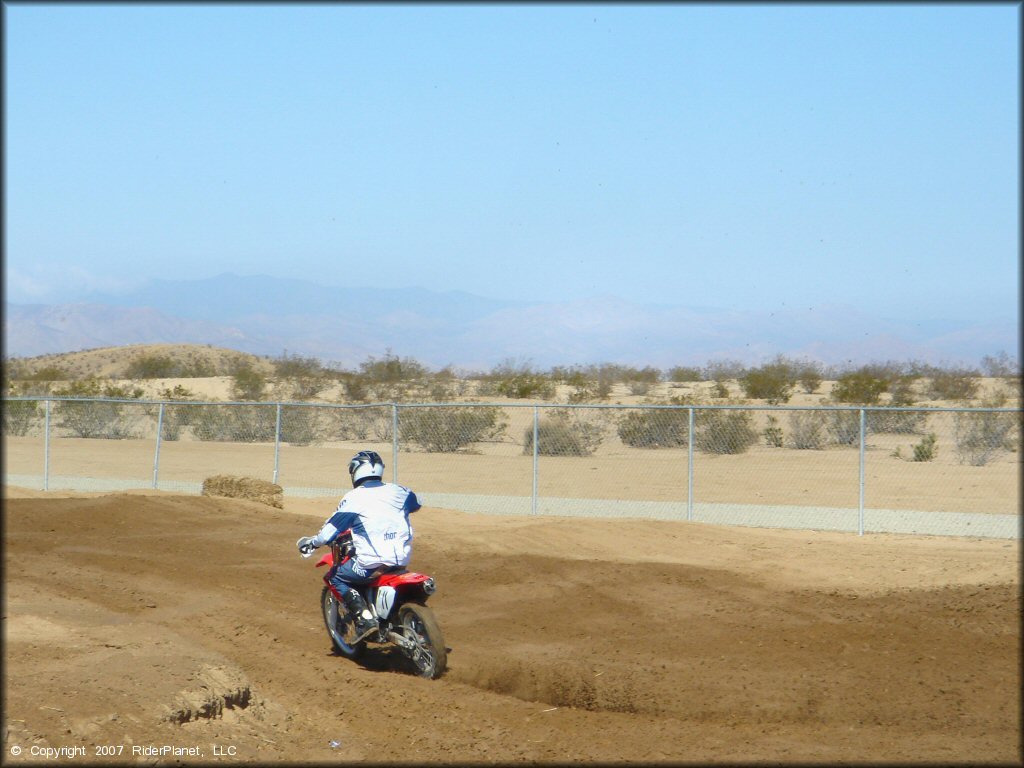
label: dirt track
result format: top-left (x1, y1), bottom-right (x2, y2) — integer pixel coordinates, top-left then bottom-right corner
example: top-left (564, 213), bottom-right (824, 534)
top-left (3, 490), bottom-right (1020, 763)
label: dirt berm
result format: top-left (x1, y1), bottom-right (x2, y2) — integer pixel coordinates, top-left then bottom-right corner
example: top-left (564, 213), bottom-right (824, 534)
top-left (3, 490), bottom-right (1019, 763)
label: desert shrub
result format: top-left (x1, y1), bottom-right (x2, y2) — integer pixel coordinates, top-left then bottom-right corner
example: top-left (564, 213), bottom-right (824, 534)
top-left (3, 399), bottom-right (40, 436)
top-left (739, 357), bottom-right (798, 404)
top-left (24, 365), bottom-right (71, 382)
top-left (52, 379), bottom-right (144, 439)
top-left (924, 367), bottom-right (981, 402)
top-left (826, 410), bottom-right (861, 446)
top-left (316, 406), bottom-right (390, 442)
top-left (912, 433), bottom-right (938, 462)
top-left (272, 353), bottom-right (328, 401)
top-left (886, 376), bottom-right (919, 406)
top-left (273, 352), bottom-right (324, 379)
top-left (286, 376), bottom-right (327, 401)
top-left (3, 358), bottom-right (27, 382)
top-left (369, 380), bottom-right (416, 403)
top-left (338, 374), bottom-right (371, 403)
top-left (953, 407), bottom-right (1017, 466)
top-left (278, 405), bottom-right (330, 446)
top-left (627, 380), bottom-right (653, 396)
top-left (400, 406), bottom-right (507, 452)
top-left (787, 410), bottom-right (827, 450)
top-left (763, 414), bottom-right (784, 447)
top-left (359, 351), bottom-right (427, 383)
top-left (796, 360), bottom-right (824, 394)
top-left (157, 384), bottom-right (193, 400)
top-left (555, 364), bottom-right (659, 386)
top-left (524, 413), bottom-right (605, 456)
top-left (831, 370), bottom-right (888, 404)
top-left (667, 366), bottom-right (703, 383)
top-left (424, 378), bottom-right (468, 401)
top-left (617, 408), bottom-right (690, 448)
top-left (864, 375), bottom-right (927, 434)
top-left (981, 351), bottom-right (1020, 379)
top-left (55, 400), bottom-right (138, 439)
top-left (483, 360), bottom-right (556, 400)
top-left (181, 358), bottom-right (217, 377)
top-left (124, 354), bottom-right (179, 379)
top-left (624, 366), bottom-right (661, 384)
top-left (154, 388), bottom-right (197, 440)
top-left (230, 363), bottom-right (267, 401)
top-left (710, 381), bottom-right (730, 399)
top-left (565, 375), bottom-right (611, 403)
top-left (867, 408), bottom-right (928, 435)
top-left (695, 410), bottom-right (758, 454)
top-left (702, 359), bottom-right (747, 381)
top-left (558, 365), bottom-right (615, 402)
top-left (188, 404), bottom-right (276, 443)
top-left (4, 377), bottom-right (51, 397)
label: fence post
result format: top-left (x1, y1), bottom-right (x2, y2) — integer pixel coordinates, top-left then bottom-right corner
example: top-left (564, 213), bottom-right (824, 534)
top-left (532, 406), bottom-right (539, 515)
top-left (273, 403), bottom-right (282, 484)
top-left (152, 402), bottom-right (165, 489)
top-left (858, 408), bottom-right (866, 536)
top-left (687, 407), bottom-right (694, 522)
top-left (43, 399), bottom-right (51, 491)
top-left (392, 404), bottom-right (399, 484)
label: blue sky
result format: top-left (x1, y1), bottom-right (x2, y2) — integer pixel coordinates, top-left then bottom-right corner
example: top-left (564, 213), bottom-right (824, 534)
top-left (4, 3), bottom-right (1019, 323)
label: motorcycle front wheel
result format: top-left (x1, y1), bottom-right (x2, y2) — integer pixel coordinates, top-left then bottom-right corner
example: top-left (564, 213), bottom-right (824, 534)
top-left (397, 603), bottom-right (447, 679)
top-left (321, 586), bottom-right (366, 659)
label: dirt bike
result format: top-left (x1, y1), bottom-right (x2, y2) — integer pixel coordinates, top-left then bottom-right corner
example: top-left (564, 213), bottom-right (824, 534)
top-left (303, 532), bottom-right (447, 679)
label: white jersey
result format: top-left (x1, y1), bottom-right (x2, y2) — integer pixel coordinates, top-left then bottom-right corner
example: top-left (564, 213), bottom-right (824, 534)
top-left (313, 480), bottom-right (420, 569)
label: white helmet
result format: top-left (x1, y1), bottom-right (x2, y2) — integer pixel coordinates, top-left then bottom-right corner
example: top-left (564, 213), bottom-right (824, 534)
top-left (348, 450), bottom-right (384, 487)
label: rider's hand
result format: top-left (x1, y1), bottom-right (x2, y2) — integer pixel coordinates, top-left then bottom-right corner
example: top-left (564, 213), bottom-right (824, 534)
top-left (296, 536), bottom-right (319, 557)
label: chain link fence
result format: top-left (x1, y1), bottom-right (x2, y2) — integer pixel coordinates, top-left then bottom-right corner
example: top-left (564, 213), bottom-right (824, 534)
top-left (3, 398), bottom-right (1020, 538)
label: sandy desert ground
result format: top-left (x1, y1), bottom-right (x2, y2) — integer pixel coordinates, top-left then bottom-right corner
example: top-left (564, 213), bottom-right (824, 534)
top-left (5, 413), bottom-right (1019, 517)
top-left (3, 485), bottom-right (1020, 764)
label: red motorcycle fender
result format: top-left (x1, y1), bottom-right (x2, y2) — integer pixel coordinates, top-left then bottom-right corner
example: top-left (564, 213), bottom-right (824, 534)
top-left (315, 552), bottom-right (334, 568)
top-left (375, 571), bottom-right (431, 588)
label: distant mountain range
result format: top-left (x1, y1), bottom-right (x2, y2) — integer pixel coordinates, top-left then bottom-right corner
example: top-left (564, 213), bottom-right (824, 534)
top-left (4, 273), bottom-right (1018, 369)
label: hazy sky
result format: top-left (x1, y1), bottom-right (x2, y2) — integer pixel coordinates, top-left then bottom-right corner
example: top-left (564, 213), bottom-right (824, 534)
top-left (5, 3), bottom-right (1019, 322)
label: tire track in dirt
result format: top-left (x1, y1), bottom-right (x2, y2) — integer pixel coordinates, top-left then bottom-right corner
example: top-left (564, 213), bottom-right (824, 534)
top-left (4, 493), bottom-right (1019, 763)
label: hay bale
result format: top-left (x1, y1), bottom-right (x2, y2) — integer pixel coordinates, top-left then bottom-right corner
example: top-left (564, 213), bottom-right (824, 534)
top-left (201, 475), bottom-right (284, 509)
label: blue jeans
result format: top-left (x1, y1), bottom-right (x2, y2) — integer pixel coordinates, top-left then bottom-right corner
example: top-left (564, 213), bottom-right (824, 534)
top-left (329, 558), bottom-right (376, 597)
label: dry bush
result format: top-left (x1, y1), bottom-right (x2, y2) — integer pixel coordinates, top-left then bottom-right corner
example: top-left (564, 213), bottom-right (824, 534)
top-left (831, 371), bottom-right (888, 405)
top-left (482, 359), bottom-right (556, 400)
top-left (924, 367), bottom-right (981, 402)
top-left (666, 366), bottom-right (703, 383)
top-left (763, 414), bottom-right (784, 447)
top-left (953, 403), bottom-right (1018, 466)
top-left (787, 411), bottom-right (827, 450)
top-left (695, 410), bottom-right (759, 454)
top-left (400, 406), bottom-right (508, 452)
top-left (524, 412), bottom-right (605, 456)
top-left (201, 475), bottom-right (284, 508)
top-left (826, 410), bottom-right (862, 446)
top-left (617, 408), bottom-right (689, 448)
top-left (3, 399), bottom-right (40, 436)
top-left (187, 404), bottom-right (276, 442)
top-left (739, 357), bottom-right (799, 404)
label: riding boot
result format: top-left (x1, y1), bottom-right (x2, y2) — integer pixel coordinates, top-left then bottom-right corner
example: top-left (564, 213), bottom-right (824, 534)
top-left (342, 589), bottom-right (377, 642)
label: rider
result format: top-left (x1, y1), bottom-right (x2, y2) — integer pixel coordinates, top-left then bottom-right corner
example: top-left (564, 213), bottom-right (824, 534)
top-left (296, 450), bottom-right (421, 643)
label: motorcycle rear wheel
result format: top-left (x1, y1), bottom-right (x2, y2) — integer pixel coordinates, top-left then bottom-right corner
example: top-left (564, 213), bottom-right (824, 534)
top-left (398, 603), bottom-right (447, 679)
top-left (321, 586), bottom-right (366, 659)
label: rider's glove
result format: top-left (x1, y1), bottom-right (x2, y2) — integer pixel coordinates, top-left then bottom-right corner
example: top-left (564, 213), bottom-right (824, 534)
top-left (296, 536), bottom-right (319, 558)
